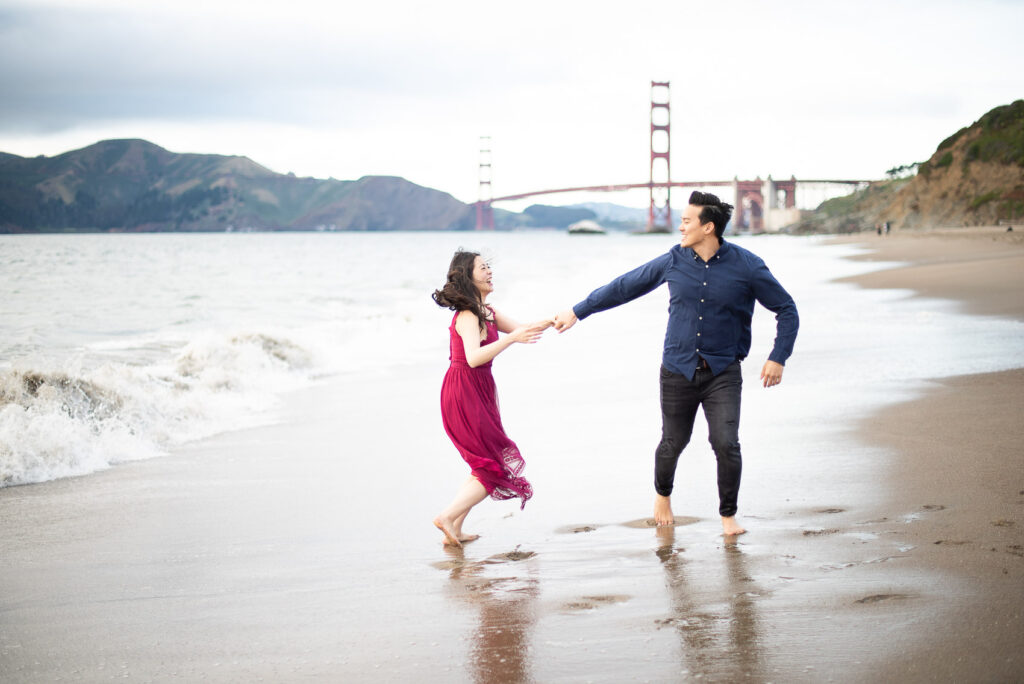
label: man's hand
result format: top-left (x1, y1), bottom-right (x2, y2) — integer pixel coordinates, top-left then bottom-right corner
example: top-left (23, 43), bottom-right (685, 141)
top-left (553, 309), bottom-right (578, 333)
top-left (760, 360), bottom-right (784, 388)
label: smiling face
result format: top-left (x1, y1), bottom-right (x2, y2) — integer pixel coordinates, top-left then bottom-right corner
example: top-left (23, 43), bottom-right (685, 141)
top-left (471, 256), bottom-right (493, 298)
top-left (678, 203), bottom-right (716, 250)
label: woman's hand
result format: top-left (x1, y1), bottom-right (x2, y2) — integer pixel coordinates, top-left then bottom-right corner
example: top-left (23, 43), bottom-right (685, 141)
top-left (509, 321), bottom-right (550, 344)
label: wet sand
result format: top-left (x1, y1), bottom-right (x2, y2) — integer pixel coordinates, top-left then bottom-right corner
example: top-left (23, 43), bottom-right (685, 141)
top-left (832, 225), bottom-right (1024, 321)
top-left (1, 230), bottom-right (1022, 682)
top-left (833, 227), bottom-right (1024, 680)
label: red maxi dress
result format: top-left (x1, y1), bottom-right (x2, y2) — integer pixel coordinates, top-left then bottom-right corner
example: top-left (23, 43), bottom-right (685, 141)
top-left (441, 310), bottom-right (533, 509)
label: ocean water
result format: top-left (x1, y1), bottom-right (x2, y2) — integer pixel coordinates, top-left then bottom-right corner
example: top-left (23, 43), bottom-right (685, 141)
top-left (1, 231), bottom-right (1022, 488)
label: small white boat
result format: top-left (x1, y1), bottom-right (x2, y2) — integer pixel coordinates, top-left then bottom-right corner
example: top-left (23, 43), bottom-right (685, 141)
top-left (568, 219), bottom-right (606, 235)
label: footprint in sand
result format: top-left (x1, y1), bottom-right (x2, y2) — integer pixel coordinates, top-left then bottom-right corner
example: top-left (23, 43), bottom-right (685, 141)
top-left (562, 595), bottom-right (630, 612)
top-left (855, 593), bottom-right (911, 604)
top-left (816, 508), bottom-right (846, 514)
top-left (802, 528), bottom-right (840, 536)
top-left (487, 549), bottom-right (536, 562)
top-left (922, 504), bottom-right (947, 511)
top-left (820, 562), bottom-right (857, 571)
top-left (857, 517), bottom-right (889, 525)
top-left (621, 516), bottom-right (700, 529)
top-left (554, 524), bottom-right (601, 534)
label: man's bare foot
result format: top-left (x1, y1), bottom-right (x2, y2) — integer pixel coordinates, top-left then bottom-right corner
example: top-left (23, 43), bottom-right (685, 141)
top-left (433, 517), bottom-right (461, 547)
top-left (721, 516), bottom-right (746, 536)
top-left (654, 494), bottom-right (675, 527)
top-left (457, 534), bottom-right (480, 543)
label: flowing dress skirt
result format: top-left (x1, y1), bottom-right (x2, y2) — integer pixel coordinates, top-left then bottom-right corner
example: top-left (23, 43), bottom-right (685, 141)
top-left (441, 315), bottom-right (533, 508)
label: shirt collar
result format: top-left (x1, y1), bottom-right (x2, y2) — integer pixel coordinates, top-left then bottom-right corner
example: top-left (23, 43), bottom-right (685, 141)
top-left (680, 239), bottom-right (730, 262)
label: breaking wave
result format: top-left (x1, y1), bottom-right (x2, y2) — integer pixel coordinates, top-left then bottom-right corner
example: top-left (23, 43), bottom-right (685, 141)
top-left (0, 331), bottom-right (316, 487)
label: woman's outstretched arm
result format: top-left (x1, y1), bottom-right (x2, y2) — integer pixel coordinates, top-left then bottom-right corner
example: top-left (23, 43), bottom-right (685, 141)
top-left (455, 310), bottom-right (548, 368)
top-left (493, 307), bottom-right (553, 336)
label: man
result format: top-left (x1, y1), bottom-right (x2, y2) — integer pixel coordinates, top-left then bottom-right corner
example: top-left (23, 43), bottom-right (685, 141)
top-left (553, 191), bottom-right (798, 536)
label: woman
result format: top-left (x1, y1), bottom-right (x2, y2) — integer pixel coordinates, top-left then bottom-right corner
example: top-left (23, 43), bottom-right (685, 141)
top-left (431, 250), bottom-right (551, 547)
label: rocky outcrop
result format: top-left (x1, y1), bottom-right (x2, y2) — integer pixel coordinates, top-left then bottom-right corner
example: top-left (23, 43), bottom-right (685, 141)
top-left (793, 100), bottom-right (1024, 233)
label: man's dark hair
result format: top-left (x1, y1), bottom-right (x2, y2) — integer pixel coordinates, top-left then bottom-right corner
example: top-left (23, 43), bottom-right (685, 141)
top-left (689, 191), bottom-right (734, 240)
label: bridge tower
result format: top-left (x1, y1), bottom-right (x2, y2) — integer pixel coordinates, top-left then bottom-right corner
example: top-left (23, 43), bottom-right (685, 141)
top-left (475, 136), bottom-right (494, 230)
top-left (647, 81), bottom-right (672, 233)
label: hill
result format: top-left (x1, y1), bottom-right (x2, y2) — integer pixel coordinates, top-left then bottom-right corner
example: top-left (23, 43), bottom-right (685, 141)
top-left (0, 139), bottom-right (475, 232)
top-left (794, 100), bottom-right (1024, 233)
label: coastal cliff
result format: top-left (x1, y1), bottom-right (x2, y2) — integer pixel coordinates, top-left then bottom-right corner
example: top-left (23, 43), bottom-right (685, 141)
top-left (795, 100), bottom-right (1024, 233)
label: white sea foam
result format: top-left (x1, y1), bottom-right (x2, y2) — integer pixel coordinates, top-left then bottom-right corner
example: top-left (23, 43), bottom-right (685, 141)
top-left (0, 330), bottom-right (317, 486)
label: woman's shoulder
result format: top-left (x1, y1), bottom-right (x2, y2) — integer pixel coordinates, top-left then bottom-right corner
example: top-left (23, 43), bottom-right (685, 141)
top-left (454, 309), bottom-right (479, 327)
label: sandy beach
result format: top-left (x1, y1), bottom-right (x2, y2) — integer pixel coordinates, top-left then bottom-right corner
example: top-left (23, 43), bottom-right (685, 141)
top-left (832, 227), bottom-right (1024, 680)
top-left (1, 229), bottom-right (1022, 682)
top-left (833, 226), bottom-right (1024, 321)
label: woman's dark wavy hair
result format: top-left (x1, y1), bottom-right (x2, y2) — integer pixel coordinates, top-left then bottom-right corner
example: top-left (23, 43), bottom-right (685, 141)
top-left (689, 191), bottom-right (734, 239)
top-left (432, 250), bottom-right (489, 330)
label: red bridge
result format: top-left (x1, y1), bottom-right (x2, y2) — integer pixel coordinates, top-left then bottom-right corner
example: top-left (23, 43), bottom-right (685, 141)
top-left (473, 82), bottom-right (873, 232)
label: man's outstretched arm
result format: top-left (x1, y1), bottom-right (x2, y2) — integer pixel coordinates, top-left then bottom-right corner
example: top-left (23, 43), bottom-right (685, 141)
top-left (553, 253), bottom-right (671, 334)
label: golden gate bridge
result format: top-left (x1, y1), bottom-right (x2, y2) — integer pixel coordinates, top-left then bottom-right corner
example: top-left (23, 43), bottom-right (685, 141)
top-left (472, 82), bottom-right (874, 232)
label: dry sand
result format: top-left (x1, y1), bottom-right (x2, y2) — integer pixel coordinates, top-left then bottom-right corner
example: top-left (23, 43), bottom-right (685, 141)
top-left (833, 226), bottom-right (1024, 680)
top-left (1, 228), bottom-right (1022, 682)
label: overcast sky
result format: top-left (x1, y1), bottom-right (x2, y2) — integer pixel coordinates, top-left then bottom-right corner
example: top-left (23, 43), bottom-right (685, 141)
top-left (1, 0), bottom-right (1021, 208)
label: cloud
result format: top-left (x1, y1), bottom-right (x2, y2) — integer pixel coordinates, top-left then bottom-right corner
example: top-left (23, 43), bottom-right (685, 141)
top-left (0, 0), bottom-right (579, 132)
top-left (1, 0), bottom-right (1022, 198)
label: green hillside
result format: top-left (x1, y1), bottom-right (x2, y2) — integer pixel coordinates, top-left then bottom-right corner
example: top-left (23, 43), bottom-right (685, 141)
top-left (795, 100), bottom-right (1024, 233)
top-left (0, 139), bottom-right (475, 232)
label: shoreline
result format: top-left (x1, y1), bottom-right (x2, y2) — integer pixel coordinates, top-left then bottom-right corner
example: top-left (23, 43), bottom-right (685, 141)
top-left (834, 227), bottom-right (1024, 680)
top-left (829, 226), bottom-right (1024, 321)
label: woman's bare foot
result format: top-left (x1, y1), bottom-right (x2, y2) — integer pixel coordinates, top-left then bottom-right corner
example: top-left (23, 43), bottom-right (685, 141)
top-left (654, 494), bottom-right (675, 527)
top-left (457, 534), bottom-right (480, 543)
top-left (433, 517), bottom-right (461, 547)
top-left (721, 516), bottom-right (746, 536)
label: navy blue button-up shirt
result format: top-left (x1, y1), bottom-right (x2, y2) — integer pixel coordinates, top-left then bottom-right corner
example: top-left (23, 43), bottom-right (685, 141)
top-left (573, 240), bottom-right (799, 380)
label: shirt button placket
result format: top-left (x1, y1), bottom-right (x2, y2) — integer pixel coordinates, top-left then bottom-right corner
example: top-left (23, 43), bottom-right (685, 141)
top-left (697, 259), bottom-right (709, 357)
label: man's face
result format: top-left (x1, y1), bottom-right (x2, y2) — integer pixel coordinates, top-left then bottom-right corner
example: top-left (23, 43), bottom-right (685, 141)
top-left (679, 204), bottom-right (714, 249)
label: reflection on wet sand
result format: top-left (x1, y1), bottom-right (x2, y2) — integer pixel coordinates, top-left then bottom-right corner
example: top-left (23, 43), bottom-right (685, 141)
top-left (439, 546), bottom-right (539, 684)
top-left (655, 527), bottom-right (764, 679)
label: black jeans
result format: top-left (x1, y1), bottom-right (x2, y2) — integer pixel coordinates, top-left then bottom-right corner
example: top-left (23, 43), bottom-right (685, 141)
top-left (655, 362), bottom-right (743, 517)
